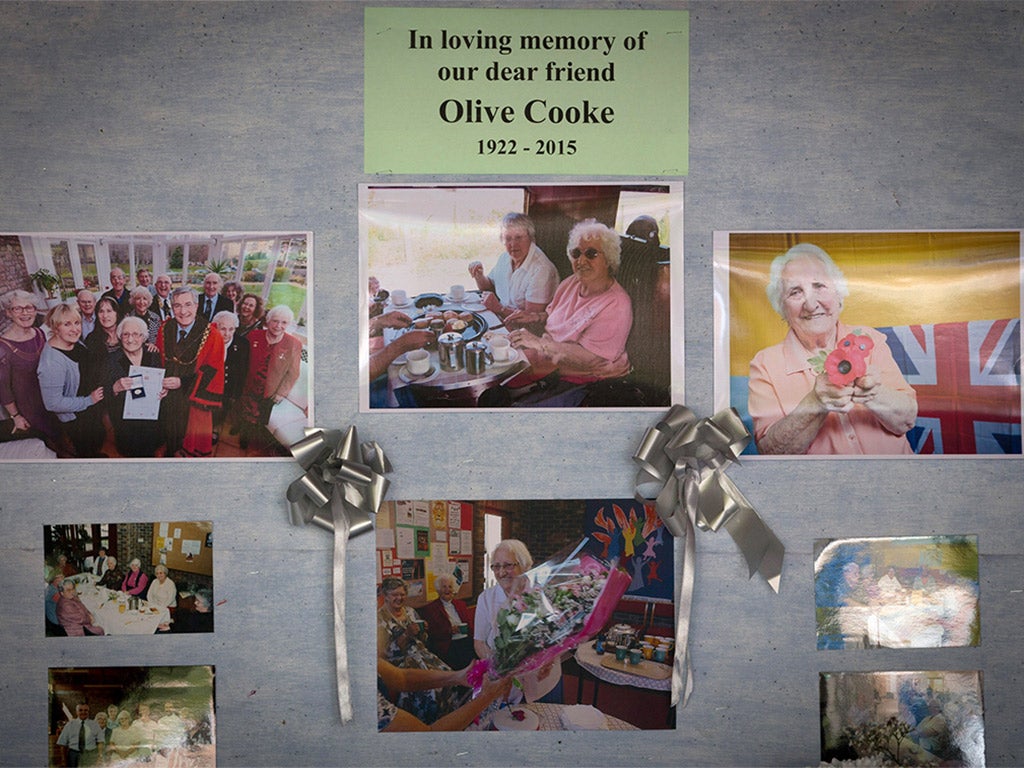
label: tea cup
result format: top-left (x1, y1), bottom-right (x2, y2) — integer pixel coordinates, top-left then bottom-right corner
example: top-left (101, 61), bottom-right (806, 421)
top-left (406, 349), bottom-right (430, 376)
top-left (490, 335), bottom-right (511, 361)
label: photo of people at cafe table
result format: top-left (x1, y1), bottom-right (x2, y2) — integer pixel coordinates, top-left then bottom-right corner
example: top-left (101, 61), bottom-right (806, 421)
top-left (360, 184), bottom-right (681, 409)
top-left (0, 232), bottom-right (311, 460)
top-left (44, 522), bottom-right (214, 637)
top-left (375, 498), bottom-right (675, 732)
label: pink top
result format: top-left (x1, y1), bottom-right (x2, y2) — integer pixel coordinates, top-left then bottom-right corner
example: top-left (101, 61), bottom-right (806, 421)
top-left (748, 323), bottom-right (915, 455)
top-left (544, 274), bottom-right (632, 383)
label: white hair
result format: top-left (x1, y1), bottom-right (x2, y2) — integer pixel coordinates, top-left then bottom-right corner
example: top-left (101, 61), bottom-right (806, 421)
top-left (212, 310), bottom-right (239, 328)
top-left (265, 304), bottom-right (294, 324)
top-left (765, 243), bottom-right (849, 318)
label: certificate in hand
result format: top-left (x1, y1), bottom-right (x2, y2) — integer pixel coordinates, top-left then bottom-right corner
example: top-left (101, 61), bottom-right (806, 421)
top-left (123, 365), bottom-right (165, 421)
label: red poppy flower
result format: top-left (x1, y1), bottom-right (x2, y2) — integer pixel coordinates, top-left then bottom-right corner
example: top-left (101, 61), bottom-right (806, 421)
top-left (838, 333), bottom-right (874, 357)
top-left (825, 346), bottom-right (867, 387)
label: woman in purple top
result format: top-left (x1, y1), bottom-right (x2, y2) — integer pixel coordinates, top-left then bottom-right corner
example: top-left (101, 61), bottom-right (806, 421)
top-left (0, 290), bottom-right (58, 445)
top-left (121, 558), bottom-right (149, 596)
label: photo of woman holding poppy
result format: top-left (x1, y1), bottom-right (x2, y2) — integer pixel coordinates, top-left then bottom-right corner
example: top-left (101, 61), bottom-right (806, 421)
top-left (747, 243), bottom-right (918, 455)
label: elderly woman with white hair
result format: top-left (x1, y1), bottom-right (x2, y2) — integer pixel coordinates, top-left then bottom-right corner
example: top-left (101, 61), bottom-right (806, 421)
top-left (473, 539), bottom-right (562, 703)
top-left (238, 304), bottom-right (302, 451)
top-left (502, 220), bottom-right (633, 406)
top-left (212, 310), bottom-right (250, 438)
top-left (104, 315), bottom-right (165, 457)
top-left (147, 564), bottom-right (177, 608)
top-left (148, 563), bottom-right (177, 632)
top-left (121, 557), bottom-right (149, 597)
top-left (420, 575), bottom-right (475, 669)
top-left (1, 290), bottom-right (60, 447)
top-left (127, 285), bottom-right (162, 346)
top-left (748, 242), bottom-right (917, 455)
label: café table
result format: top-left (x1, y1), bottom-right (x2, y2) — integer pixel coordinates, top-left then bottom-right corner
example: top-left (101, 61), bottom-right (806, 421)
top-left (381, 291), bottom-right (530, 407)
top-left (572, 642), bottom-right (674, 726)
top-left (72, 574), bottom-right (171, 635)
top-left (574, 641), bottom-right (673, 696)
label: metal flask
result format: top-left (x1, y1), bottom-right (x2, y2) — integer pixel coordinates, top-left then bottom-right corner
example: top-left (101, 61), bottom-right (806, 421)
top-left (464, 341), bottom-right (492, 375)
top-left (437, 332), bottom-right (465, 372)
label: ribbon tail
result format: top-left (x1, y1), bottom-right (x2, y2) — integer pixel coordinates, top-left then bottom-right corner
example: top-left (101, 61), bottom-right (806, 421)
top-left (672, 502), bottom-right (696, 708)
top-left (331, 489), bottom-right (353, 723)
top-left (719, 475), bottom-right (784, 593)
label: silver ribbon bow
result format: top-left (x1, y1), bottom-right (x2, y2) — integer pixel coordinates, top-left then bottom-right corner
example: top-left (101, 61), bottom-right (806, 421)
top-left (287, 425), bottom-right (391, 724)
top-left (633, 405), bottom-right (784, 708)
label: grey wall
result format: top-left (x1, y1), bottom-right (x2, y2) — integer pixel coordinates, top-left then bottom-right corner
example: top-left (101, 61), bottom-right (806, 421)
top-left (1, 2), bottom-right (1021, 766)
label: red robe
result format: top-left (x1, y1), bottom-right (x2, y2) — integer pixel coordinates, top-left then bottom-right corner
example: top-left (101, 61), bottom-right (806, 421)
top-left (157, 316), bottom-right (225, 457)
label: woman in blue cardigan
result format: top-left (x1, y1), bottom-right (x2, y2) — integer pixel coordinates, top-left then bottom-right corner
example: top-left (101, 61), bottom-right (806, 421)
top-left (37, 303), bottom-right (106, 457)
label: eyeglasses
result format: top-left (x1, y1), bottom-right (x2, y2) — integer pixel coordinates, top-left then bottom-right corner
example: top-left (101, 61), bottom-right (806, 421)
top-left (570, 248), bottom-right (601, 260)
top-left (8, 305), bottom-right (36, 313)
top-left (490, 562), bottom-right (518, 573)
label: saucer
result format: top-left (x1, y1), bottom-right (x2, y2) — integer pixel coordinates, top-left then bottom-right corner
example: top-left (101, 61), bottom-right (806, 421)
top-left (389, 297), bottom-right (414, 309)
top-left (492, 706), bottom-right (539, 731)
top-left (398, 364), bottom-right (439, 384)
top-left (488, 347), bottom-right (520, 367)
top-left (445, 293), bottom-right (467, 304)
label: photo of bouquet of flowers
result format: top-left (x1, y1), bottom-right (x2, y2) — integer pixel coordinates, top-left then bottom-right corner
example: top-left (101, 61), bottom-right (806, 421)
top-left (470, 538), bottom-right (631, 686)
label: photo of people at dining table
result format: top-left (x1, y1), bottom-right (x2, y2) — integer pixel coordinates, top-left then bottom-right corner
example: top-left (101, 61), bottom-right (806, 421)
top-left (814, 534), bottom-right (980, 650)
top-left (360, 184), bottom-right (681, 409)
top-left (44, 522), bottom-right (214, 637)
top-left (714, 230), bottom-right (1022, 456)
top-left (0, 232), bottom-right (311, 460)
top-left (374, 498), bottom-right (675, 731)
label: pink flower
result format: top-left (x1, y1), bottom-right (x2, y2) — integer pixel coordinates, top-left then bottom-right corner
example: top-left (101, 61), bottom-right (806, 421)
top-left (825, 346), bottom-right (867, 387)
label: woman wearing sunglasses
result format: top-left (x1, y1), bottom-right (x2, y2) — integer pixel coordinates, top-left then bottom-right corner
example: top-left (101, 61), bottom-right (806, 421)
top-left (504, 219), bottom-right (632, 402)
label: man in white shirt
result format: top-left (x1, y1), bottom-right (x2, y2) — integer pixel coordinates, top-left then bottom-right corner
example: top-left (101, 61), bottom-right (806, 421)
top-left (468, 212), bottom-right (559, 320)
top-left (56, 703), bottom-right (104, 766)
top-left (76, 290), bottom-right (98, 338)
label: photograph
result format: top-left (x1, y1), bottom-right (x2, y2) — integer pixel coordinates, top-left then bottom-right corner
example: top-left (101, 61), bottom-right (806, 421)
top-left (0, 232), bottom-right (311, 459)
top-left (814, 535), bottom-right (979, 650)
top-left (820, 670), bottom-right (985, 767)
top-left (714, 230), bottom-right (1022, 456)
top-left (48, 665), bottom-right (215, 767)
top-left (45, 522), bottom-right (214, 636)
top-left (360, 184), bottom-right (682, 410)
top-left (374, 498), bottom-right (675, 731)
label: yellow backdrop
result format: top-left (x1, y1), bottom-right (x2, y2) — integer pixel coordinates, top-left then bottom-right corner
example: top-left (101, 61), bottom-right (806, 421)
top-left (727, 231), bottom-right (1021, 375)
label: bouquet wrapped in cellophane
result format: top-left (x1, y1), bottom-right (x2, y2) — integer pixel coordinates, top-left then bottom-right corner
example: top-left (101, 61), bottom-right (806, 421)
top-left (471, 538), bottom-right (631, 686)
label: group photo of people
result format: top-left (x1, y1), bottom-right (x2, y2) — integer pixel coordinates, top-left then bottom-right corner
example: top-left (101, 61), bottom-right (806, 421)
top-left (814, 535), bottom-right (980, 650)
top-left (360, 184), bottom-right (681, 409)
top-left (0, 232), bottom-right (310, 459)
top-left (715, 230), bottom-right (1022, 455)
top-left (374, 498), bottom-right (675, 732)
top-left (48, 665), bottom-right (215, 767)
top-left (45, 522), bottom-right (214, 637)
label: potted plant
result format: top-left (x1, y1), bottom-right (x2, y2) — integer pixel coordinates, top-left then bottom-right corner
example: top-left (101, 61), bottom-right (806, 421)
top-left (29, 268), bottom-right (63, 307)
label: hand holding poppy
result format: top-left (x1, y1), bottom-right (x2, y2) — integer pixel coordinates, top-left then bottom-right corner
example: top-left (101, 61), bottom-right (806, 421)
top-left (851, 371), bottom-right (881, 404)
top-left (813, 372), bottom-right (855, 412)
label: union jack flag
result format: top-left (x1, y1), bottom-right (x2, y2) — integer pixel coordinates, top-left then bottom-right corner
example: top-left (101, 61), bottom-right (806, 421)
top-left (880, 319), bottom-right (1021, 454)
